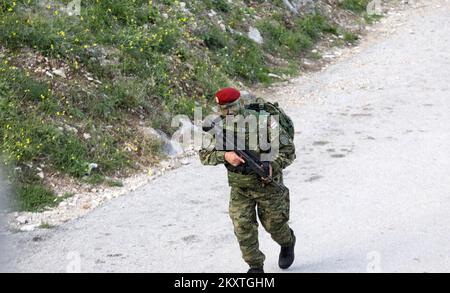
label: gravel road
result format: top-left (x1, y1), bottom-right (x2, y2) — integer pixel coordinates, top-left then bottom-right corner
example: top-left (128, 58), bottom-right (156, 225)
top-left (2, 0), bottom-right (450, 273)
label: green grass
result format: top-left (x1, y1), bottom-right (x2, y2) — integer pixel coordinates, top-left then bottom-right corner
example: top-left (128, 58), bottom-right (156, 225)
top-left (84, 173), bottom-right (105, 185)
top-left (38, 222), bottom-right (54, 229)
top-left (364, 13), bottom-right (383, 24)
top-left (257, 13), bottom-right (338, 59)
top-left (16, 184), bottom-right (59, 212)
top-left (343, 32), bottom-right (359, 44)
top-left (340, 0), bottom-right (371, 13)
top-left (10, 176), bottom-right (74, 212)
top-left (105, 178), bottom-right (124, 188)
top-left (0, 0), bottom-right (369, 211)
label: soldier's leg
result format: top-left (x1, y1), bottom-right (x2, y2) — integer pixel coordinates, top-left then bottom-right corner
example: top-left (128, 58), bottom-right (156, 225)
top-left (229, 187), bottom-right (265, 268)
top-left (257, 188), bottom-right (294, 247)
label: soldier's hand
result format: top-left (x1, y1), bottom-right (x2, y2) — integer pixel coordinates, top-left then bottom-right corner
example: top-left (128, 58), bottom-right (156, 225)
top-left (225, 151), bottom-right (245, 167)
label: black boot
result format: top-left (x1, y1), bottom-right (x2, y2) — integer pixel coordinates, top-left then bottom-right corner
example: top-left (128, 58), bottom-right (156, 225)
top-left (279, 231), bottom-right (296, 269)
top-left (247, 267), bottom-right (264, 273)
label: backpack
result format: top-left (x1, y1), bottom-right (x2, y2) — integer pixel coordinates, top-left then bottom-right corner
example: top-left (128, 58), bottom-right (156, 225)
top-left (245, 98), bottom-right (295, 141)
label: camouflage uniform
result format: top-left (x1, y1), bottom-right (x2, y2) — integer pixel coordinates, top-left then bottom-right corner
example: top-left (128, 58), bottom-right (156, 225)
top-left (199, 107), bottom-right (296, 268)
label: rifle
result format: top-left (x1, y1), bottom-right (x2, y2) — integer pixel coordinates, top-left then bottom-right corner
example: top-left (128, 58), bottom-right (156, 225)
top-left (204, 120), bottom-right (288, 193)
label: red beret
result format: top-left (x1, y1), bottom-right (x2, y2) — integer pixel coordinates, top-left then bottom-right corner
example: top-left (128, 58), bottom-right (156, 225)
top-left (215, 88), bottom-right (241, 105)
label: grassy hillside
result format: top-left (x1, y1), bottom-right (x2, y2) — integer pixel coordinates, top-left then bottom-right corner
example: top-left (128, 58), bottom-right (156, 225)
top-left (0, 0), bottom-right (375, 211)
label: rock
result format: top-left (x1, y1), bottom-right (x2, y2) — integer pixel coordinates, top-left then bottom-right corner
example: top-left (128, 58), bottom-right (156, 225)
top-left (52, 68), bottom-right (67, 79)
top-left (180, 159), bottom-right (190, 166)
top-left (16, 216), bottom-right (28, 224)
top-left (248, 27), bottom-right (263, 44)
top-left (179, 1), bottom-right (189, 13)
top-left (208, 9), bottom-right (217, 17)
top-left (159, 160), bottom-right (172, 169)
top-left (88, 163), bottom-right (98, 175)
top-left (64, 124), bottom-right (78, 134)
top-left (172, 161), bottom-right (182, 169)
top-left (20, 224), bottom-right (38, 232)
top-left (268, 73), bottom-right (283, 79)
top-left (142, 127), bottom-right (162, 141)
top-left (37, 171), bottom-right (45, 179)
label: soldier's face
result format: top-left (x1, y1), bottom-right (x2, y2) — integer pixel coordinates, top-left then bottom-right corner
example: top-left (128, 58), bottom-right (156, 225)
top-left (218, 100), bottom-right (242, 116)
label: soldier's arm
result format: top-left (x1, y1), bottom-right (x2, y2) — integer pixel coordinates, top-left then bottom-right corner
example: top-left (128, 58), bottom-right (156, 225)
top-left (199, 148), bottom-right (227, 166)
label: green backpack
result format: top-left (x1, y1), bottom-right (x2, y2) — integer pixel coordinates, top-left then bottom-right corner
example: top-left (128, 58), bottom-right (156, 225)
top-left (245, 98), bottom-right (295, 141)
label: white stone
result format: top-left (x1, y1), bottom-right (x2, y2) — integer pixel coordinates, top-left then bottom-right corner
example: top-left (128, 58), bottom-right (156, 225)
top-left (64, 125), bottom-right (78, 134)
top-left (88, 163), bottom-right (98, 172)
top-left (208, 10), bottom-right (217, 17)
top-left (248, 27), bottom-right (263, 44)
top-left (52, 68), bottom-right (67, 79)
top-left (16, 216), bottom-right (28, 224)
top-left (20, 224), bottom-right (37, 232)
top-left (268, 73), bottom-right (283, 79)
top-left (180, 159), bottom-right (190, 166)
top-left (37, 171), bottom-right (45, 179)
top-left (160, 160), bottom-right (172, 169)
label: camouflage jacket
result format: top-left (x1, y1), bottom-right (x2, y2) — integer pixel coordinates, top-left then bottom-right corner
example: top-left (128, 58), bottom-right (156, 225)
top-left (199, 108), bottom-right (296, 189)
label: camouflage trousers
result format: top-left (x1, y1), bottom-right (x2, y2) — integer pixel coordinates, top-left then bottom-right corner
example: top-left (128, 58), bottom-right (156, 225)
top-left (229, 185), bottom-right (294, 268)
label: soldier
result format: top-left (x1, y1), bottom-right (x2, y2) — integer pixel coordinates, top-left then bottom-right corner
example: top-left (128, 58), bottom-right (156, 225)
top-left (199, 87), bottom-right (296, 273)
